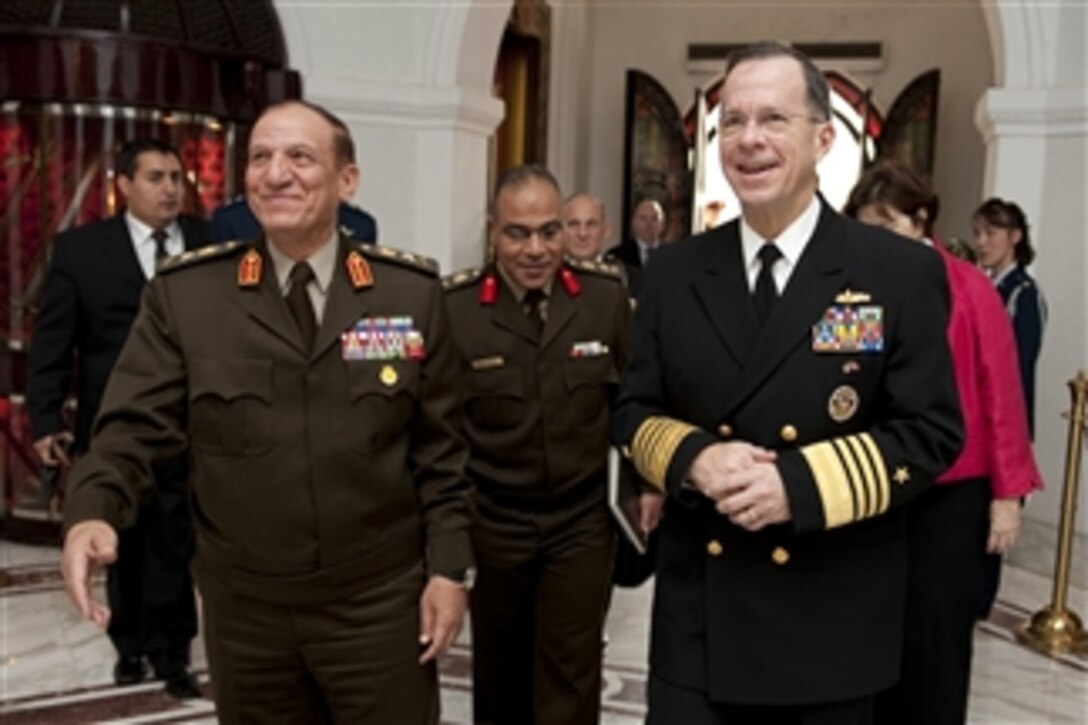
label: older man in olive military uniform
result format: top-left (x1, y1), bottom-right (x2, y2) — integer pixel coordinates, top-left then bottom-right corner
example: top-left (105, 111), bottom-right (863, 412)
top-left (444, 165), bottom-right (631, 724)
top-left (60, 100), bottom-right (472, 723)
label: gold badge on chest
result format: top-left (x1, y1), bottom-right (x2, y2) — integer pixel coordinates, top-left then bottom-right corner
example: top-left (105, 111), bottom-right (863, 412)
top-left (828, 385), bottom-right (860, 423)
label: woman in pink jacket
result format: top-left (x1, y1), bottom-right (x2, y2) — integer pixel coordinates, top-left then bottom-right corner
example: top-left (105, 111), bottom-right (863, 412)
top-left (845, 163), bottom-right (1042, 725)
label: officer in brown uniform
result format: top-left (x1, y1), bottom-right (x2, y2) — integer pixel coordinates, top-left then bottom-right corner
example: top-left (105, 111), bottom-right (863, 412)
top-left (444, 165), bottom-right (631, 724)
top-left (59, 100), bottom-right (473, 723)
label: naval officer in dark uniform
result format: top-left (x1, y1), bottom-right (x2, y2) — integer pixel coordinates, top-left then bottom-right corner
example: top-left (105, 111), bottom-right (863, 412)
top-left (60, 100), bottom-right (472, 723)
top-left (445, 165), bottom-right (631, 724)
top-left (612, 43), bottom-right (963, 724)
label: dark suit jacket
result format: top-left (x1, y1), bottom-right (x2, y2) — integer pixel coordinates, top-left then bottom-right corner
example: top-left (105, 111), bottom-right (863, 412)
top-left (27, 213), bottom-right (209, 450)
top-left (64, 236), bottom-right (472, 605)
top-left (612, 203), bottom-right (963, 704)
top-left (209, 197), bottom-right (378, 244)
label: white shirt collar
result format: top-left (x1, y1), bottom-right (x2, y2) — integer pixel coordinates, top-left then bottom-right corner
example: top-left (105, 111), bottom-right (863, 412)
top-left (989, 261), bottom-right (1017, 286)
top-left (125, 210), bottom-right (180, 247)
top-left (739, 196), bottom-right (821, 291)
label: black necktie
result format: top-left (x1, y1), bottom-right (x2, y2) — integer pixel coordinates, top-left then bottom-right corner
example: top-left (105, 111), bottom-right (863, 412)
top-left (152, 229), bottom-right (170, 270)
top-left (524, 289), bottom-right (546, 335)
top-left (286, 262), bottom-right (317, 350)
top-left (753, 243), bottom-right (782, 326)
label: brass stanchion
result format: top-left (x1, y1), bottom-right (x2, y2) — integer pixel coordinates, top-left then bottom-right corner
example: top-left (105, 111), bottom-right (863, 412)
top-left (1017, 370), bottom-right (1088, 655)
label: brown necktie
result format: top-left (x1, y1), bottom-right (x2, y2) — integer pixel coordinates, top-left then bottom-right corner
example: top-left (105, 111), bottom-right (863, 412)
top-left (152, 228), bottom-right (170, 270)
top-left (524, 289), bottom-right (546, 335)
top-left (286, 262), bottom-right (317, 350)
top-left (753, 243), bottom-right (782, 327)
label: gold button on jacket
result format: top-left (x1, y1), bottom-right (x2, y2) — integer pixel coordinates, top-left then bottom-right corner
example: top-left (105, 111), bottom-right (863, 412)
top-left (707, 540), bottom-right (723, 556)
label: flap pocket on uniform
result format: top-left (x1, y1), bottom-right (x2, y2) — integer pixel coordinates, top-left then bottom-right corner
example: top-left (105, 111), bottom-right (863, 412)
top-left (563, 355), bottom-right (618, 392)
top-left (189, 359), bottom-right (273, 455)
top-left (465, 366), bottom-right (523, 400)
top-left (190, 359), bottom-right (273, 403)
top-left (347, 361), bottom-right (420, 401)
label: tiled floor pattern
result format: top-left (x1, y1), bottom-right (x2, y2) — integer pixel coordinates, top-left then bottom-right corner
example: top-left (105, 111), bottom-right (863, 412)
top-left (2, 542), bottom-right (1085, 724)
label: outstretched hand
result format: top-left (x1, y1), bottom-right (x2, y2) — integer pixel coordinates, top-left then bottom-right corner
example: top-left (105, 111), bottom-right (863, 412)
top-left (60, 520), bottom-right (118, 627)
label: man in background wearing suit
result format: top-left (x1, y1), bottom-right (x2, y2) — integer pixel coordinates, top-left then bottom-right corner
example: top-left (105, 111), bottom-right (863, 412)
top-left (605, 197), bottom-right (664, 298)
top-left (28, 138), bottom-right (205, 699)
top-left (613, 42), bottom-right (963, 723)
top-left (209, 195), bottom-right (378, 243)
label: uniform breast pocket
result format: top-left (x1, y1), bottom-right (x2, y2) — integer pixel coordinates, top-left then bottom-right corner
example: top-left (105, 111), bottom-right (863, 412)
top-left (464, 366), bottom-right (524, 431)
top-left (346, 362), bottom-right (420, 446)
top-left (563, 355), bottom-right (619, 423)
top-left (189, 359), bottom-right (273, 456)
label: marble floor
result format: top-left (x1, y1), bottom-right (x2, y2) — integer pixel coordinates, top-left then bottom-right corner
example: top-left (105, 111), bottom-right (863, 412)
top-left (1, 540), bottom-right (1085, 724)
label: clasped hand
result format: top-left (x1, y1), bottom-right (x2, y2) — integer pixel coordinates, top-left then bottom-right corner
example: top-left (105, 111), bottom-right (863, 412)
top-left (688, 442), bottom-right (790, 531)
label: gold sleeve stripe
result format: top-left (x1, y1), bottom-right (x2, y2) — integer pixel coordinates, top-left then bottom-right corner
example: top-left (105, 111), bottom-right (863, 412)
top-left (832, 438), bottom-right (866, 518)
top-left (631, 416), bottom-right (700, 491)
top-left (800, 441), bottom-right (855, 528)
top-left (858, 433), bottom-right (890, 515)
top-left (844, 435), bottom-right (878, 519)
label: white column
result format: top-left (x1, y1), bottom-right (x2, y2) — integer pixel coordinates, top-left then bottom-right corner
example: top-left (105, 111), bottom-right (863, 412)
top-left (273, 1), bottom-right (509, 272)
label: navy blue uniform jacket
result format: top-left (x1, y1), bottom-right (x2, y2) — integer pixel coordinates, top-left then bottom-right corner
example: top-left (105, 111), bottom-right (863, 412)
top-left (612, 203), bottom-right (963, 704)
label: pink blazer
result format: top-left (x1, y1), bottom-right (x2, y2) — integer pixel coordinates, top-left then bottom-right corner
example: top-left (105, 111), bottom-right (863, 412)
top-left (935, 242), bottom-right (1042, 497)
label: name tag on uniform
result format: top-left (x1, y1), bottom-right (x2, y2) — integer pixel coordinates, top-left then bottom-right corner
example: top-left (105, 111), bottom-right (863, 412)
top-left (341, 316), bottom-right (425, 361)
top-left (570, 340), bottom-right (610, 358)
top-left (812, 304), bottom-right (883, 353)
top-left (471, 355), bottom-right (505, 371)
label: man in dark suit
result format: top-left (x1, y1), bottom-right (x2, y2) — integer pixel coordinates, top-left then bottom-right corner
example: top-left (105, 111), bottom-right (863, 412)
top-left (208, 195), bottom-right (378, 243)
top-left (445, 166), bottom-right (633, 724)
top-left (605, 197), bottom-right (664, 298)
top-left (612, 43), bottom-right (964, 724)
top-left (28, 138), bottom-right (205, 699)
top-left (58, 100), bottom-right (472, 723)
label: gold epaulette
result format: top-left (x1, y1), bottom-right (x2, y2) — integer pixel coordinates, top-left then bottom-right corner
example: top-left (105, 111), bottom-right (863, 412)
top-left (565, 257), bottom-right (623, 280)
top-left (358, 243), bottom-right (438, 276)
top-left (442, 266), bottom-right (484, 290)
top-left (157, 240), bottom-right (247, 274)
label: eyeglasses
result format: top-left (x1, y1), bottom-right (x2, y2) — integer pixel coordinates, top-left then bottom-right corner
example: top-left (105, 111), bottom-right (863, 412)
top-left (719, 110), bottom-right (823, 139)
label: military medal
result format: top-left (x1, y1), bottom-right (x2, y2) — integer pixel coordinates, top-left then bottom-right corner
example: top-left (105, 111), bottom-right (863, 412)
top-left (346, 251), bottom-right (373, 289)
top-left (813, 303), bottom-right (883, 353)
top-left (570, 340), bottom-right (609, 357)
top-left (828, 385), bottom-right (860, 423)
top-left (341, 316), bottom-right (425, 361)
top-left (237, 248), bottom-right (262, 287)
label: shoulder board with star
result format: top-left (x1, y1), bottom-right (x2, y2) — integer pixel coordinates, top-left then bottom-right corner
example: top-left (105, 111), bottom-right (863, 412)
top-left (357, 243), bottom-right (438, 277)
top-left (442, 267), bottom-right (485, 291)
top-left (565, 257), bottom-right (623, 281)
top-left (157, 240), bottom-right (248, 274)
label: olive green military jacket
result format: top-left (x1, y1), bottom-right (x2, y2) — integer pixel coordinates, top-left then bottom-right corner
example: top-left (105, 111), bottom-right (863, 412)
top-left (64, 235), bottom-right (472, 604)
top-left (443, 261), bottom-right (630, 503)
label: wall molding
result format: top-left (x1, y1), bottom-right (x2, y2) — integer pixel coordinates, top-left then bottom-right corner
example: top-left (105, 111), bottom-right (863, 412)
top-left (306, 80), bottom-right (504, 137)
